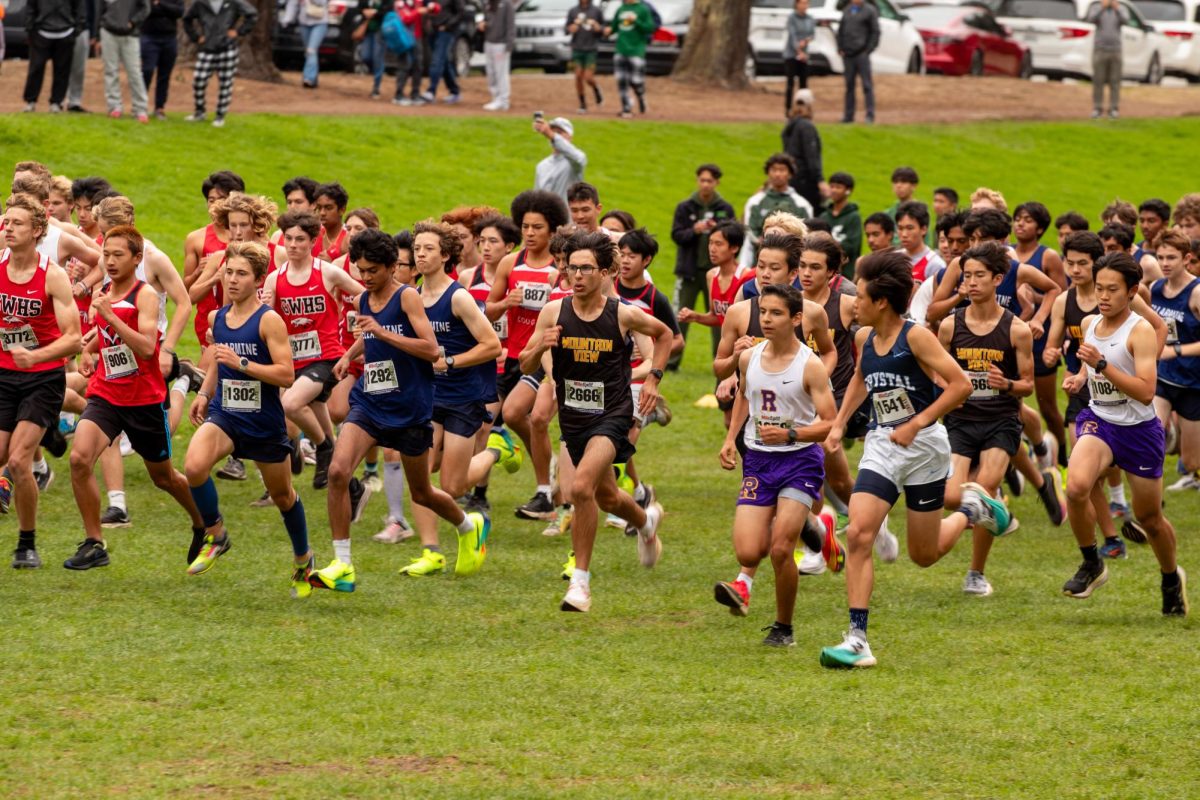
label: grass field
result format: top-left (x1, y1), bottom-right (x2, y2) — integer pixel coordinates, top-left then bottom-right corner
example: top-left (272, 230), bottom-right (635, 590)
top-left (1, 115), bottom-right (1198, 798)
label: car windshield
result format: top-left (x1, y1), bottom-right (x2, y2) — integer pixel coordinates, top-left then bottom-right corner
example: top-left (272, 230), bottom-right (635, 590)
top-left (905, 5), bottom-right (966, 25)
top-left (1131, 0), bottom-right (1185, 20)
top-left (1003, 0), bottom-right (1080, 19)
top-left (517, 0), bottom-right (577, 14)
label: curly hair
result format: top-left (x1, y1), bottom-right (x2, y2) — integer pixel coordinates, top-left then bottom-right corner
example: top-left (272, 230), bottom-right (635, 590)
top-left (510, 190), bottom-right (570, 233)
top-left (441, 205), bottom-right (500, 229)
top-left (225, 241), bottom-right (272, 281)
top-left (970, 187), bottom-right (1008, 214)
top-left (213, 193), bottom-right (278, 238)
top-left (412, 220), bottom-right (464, 273)
top-left (3, 194), bottom-right (49, 242)
top-left (762, 210), bottom-right (808, 237)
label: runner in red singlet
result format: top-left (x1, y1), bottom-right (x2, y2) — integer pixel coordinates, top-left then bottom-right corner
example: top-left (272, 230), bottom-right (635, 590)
top-left (313, 182), bottom-right (349, 263)
top-left (183, 171), bottom-right (245, 348)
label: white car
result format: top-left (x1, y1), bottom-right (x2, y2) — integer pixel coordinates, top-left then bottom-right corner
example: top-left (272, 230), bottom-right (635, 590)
top-left (751, 0), bottom-right (927, 75)
top-left (979, 0), bottom-right (1096, 78)
top-left (1079, 0), bottom-right (1166, 82)
top-left (1130, 0), bottom-right (1200, 79)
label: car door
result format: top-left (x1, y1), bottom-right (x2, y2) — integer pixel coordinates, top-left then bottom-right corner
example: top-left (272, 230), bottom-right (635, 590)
top-left (1116, 0), bottom-right (1151, 73)
top-left (980, 7), bottom-right (1020, 72)
top-left (871, 0), bottom-right (905, 71)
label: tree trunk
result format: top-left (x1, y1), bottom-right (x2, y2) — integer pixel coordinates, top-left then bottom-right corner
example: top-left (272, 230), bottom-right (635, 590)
top-left (240, 0), bottom-right (282, 81)
top-left (671, 0), bottom-right (753, 90)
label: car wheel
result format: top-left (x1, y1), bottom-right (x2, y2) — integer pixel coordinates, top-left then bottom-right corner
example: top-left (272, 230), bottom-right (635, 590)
top-left (1018, 52), bottom-right (1032, 80)
top-left (1144, 52), bottom-right (1163, 84)
top-left (454, 36), bottom-right (472, 77)
top-left (969, 50), bottom-right (984, 76)
top-left (906, 48), bottom-right (923, 74)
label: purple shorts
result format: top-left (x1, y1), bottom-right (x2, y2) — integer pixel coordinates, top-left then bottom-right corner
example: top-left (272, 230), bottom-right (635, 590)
top-left (738, 446), bottom-right (825, 507)
top-left (1075, 408), bottom-right (1164, 479)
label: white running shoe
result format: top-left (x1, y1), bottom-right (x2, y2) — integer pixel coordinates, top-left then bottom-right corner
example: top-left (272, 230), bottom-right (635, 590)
top-left (1167, 474), bottom-right (1200, 492)
top-left (963, 570), bottom-right (994, 596)
top-left (873, 517), bottom-right (899, 563)
top-left (819, 629), bottom-right (876, 669)
top-left (605, 512), bottom-right (626, 529)
top-left (301, 438), bottom-right (317, 466)
top-left (796, 546), bottom-right (826, 575)
top-left (1036, 433), bottom-right (1056, 472)
top-left (373, 518), bottom-right (414, 543)
top-left (637, 502), bottom-right (663, 568)
top-left (119, 432), bottom-right (133, 457)
top-left (561, 581), bottom-right (592, 612)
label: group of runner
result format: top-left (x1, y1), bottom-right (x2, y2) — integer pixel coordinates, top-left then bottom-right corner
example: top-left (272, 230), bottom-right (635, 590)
top-left (0, 159), bottom-right (1195, 664)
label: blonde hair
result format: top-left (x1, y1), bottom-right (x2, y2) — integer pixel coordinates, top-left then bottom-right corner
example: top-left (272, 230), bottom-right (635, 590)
top-left (970, 187), bottom-right (1008, 214)
top-left (762, 211), bottom-right (809, 237)
top-left (3, 194), bottom-right (49, 242)
top-left (225, 241), bottom-right (272, 281)
top-left (214, 193), bottom-right (278, 238)
top-left (50, 175), bottom-right (74, 201)
top-left (96, 195), bottom-right (136, 227)
top-left (11, 173), bottom-right (50, 203)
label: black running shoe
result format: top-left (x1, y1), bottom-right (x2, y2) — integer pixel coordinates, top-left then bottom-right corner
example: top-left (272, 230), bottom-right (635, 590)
top-left (290, 438), bottom-right (303, 476)
top-left (188, 526), bottom-right (206, 564)
top-left (1062, 560), bottom-right (1108, 598)
top-left (1163, 567), bottom-right (1189, 617)
top-left (1003, 464), bottom-right (1023, 497)
top-left (34, 467), bottom-right (54, 493)
top-left (1121, 517), bottom-right (1148, 545)
top-left (178, 358), bottom-right (206, 392)
top-left (515, 492), bottom-right (556, 520)
top-left (42, 424), bottom-right (68, 458)
top-left (63, 539), bottom-right (110, 570)
top-left (250, 489), bottom-right (274, 508)
top-left (100, 506), bottom-right (131, 528)
top-left (464, 494), bottom-right (491, 516)
top-left (349, 477), bottom-right (372, 524)
top-left (12, 547), bottom-right (42, 569)
top-left (1037, 470), bottom-right (1065, 526)
top-left (799, 514), bottom-right (824, 554)
top-left (761, 623), bottom-right (795, 648)
top-left (215, 456), bottom-right (247, 481)
top-left (313, 443), bottom-right (333, 490)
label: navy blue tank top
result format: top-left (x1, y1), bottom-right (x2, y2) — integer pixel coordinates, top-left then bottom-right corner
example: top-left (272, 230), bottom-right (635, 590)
top-left (995, 259), bottom-right (1024, 318)
top-left (740, 275), bottom-right (802, 300)
top-left (209, 305), bottom-right (286, 440)
top-left (1152, 277), bottom-right (1200, 387)
top-left (350, 285), bottom-right (433, 426)
top-left (423, 282), bottom-right (486, 406)
top-left (861, 320), bottom-right (938, 429)
top-left (1024, 244), bottom-right (1046, 271)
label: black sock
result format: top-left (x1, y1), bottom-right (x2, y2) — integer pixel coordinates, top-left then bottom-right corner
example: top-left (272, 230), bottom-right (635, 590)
top-left (1162, 569), bottom-right (1181, 589)
top-left (774, 621), bottom-right (793, 635)
top-left (17, 529), bottom-right (35, 550)
top-left (1104, 535), bottom-right (1121, 545)
top-left (1057, 446), bottom-right (1069, 469)
top-left (474, 484), bottom-right (488, 500)
top-left (800, 516), bottom-right (823, 553)
top-left (1081, 544), bottom-right (1100, 565)
top-left (849, 607), bottom-right (869, 634)
top-left (316, 438), bottom-right (333, 454)
top-left (426, 544), bottom-right (442, 554)
top-left (1033, 440), bottom-right (1049, 457)
top-left (578, 92), bottom-right (586, 108)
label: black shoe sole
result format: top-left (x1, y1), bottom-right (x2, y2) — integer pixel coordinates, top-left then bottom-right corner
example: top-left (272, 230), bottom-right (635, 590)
top-left (1163, 567), bottom-right (1189, 616)
top-left (714, 583), bottom-right (748, 616)
top-left (515, 508), bottom-right (556, 521)
top-left (64, 554), bottom-right (110, 570)
top-left (1063, 566), bottom-right (1108, 598)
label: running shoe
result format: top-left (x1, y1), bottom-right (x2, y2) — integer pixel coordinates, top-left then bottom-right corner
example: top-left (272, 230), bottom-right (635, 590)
top-left (455, 512), bottom-right (490, 577)
top-left (515, 492), bottom-right (555, 521)
top-left (349, 476), bottom-right (372, 523)
top-left (216, 456), bottom-right (246, 481)
top-left (820, 629), bottom-right (876, 669)
top-left (291, 554), bottom-right (314, 599)
top-left (43, 425), bottom-right (68, 458)
top-left (312, 443), bottom-right (333, 489)
top-left (301, 438), bottom-right (317, 465)
top-left (607, 512), bottom-right (627, 530)
top-left (636, 502), bottom-right (663, 568)
top-left (119, 433), bottom-right (133, 457)
top-left (1109, 500), bottom-right (1129, 519)
top-left (1062, 560), bottom-right (1108, 598)
top-left (1162, 566), bottom-right (1188, 616)
top-left (398, 548), bottom-right (446, 576)
top-left (178, 359), bottom-right (206, 391)
top-left (714, 579), bottom-right (750, 616)
top-left (1003, 464), bottom-right (1024, 498)
top-left (100, 506), bottom-right (131, 528)
top-left (796, 547), bottom-right (826, 576)
top-left (1036, 432), bottom-right (1058, 472)
top-left (12, 547), bottom-right (41, 569)
top-left (653, 396), bottom-right (672, 427)
top-left (561, 550), bottom-right (575, 581)
top-left (1099, 537), bottom-right (1127, 559)
top-left (34, 467), bottom-right (54, 493)
top-left (289, 438), bottom-right (303, 475)
top-left (543, 505), bottom-right (572, 537)
top-left (761, 623), bottom-right (795, 648)
top-left (962, 570), bottom-right (993, 596)
top-left (0, 476), bottom-right (10, 513)
top-left (362, 470), bottom-right (383, 494)
top-left (818, 509), bottom-right (845, 572)
top-left (311, 558), bottom-right (357, 591)
top-left (561, 581), bottom-right (591, 612)
top-left (250, 489), bottom-right (274, 508)
top-left (488, 429), bottom-right (523, 474)
top-left (874, 517), bottom-right (899, 563)
top-left (187, 532), bottom-right (231, 575)
top-left (373, 518), bottom-right (414, 543)
top-left (58, 413), bottom-right (78, 438)
top-left (1037, 469), bottom-right (1066, 526)
top-left (1166, 474), bottom-right (1200, 492)
top-left (959, 482), bottom-right (1011, 536)
top-left (464, 493), bottom-right (492, 516)
top-left (63, 539), bottom-right (110, 570)
top-left (1121, 517), bottom-right (1148, 544)
top-left (614, 463), bottom-right (635, 495)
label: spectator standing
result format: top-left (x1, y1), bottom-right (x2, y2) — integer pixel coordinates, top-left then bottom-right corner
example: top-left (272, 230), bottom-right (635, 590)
top-left (422, 0), bottom-right (463, 103)
top-left (818, 171), bottom-right (862, 278)
top-left (783, 0), bottom-right (813, 115)
top-left (393, 0), bottom-right (434, 106)
top-left (534, 116), bottom-right (587, 202)
top-left (605, 0), bottom-right (655, 119)
top-left (781, 88), bottom-right (824, 211)
top-left (22, 0), bottom-right (86, 112)
top-left (96, 0), bottom-right (152, 121)
top-left (66, 0), bottom-right (94, 111)
top-left (481, 0), bottom-right (515, 111)
top-left (836, 0), bottom-right (878, 124)
top-left (182, 0), bottom-right (258, 127)
top-left (0, 2), bottom-right (6, 67)
top-left (141, 0), bottom-right (184, 118)
top-left (740, 153), bottom-right (813, 268)
top-left (353, 0), bottom-right (389, 99)
top-left (283, 0), bottom-right (329, 88)
top-left (1086, 0), bottom-right (1126, 119)
top-left (669, 163), bottom-right (736, 368)
top-left (566, 0), bottom-right (604, 113)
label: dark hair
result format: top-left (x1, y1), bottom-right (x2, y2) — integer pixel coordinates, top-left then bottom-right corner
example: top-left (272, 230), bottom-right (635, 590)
top-left (891, 166), bottom-right (919, 184)
top-left (963, 208), bottom-right (1012, 241)
top-left (315, 181), bottom-right (349, 211)
top-left (202, 170), bottom-right (244, 199)
top-left (760, 283), bottom-right (805, 316)
top-left (895, 200), bottom-right (930, 230)
top-left (70, 176), bottom-right (114, 203)
top-left (710, 220), bottom-right (745, 252)
top-left (599, 209), bottom-right (636, 232)
top-left (764, 152), bottom-right (797, 176)
top-left (566, 181), bottom-right (600, 205)
top-left (346, 207), bottom-right (380, 229)
top-left (282, 177), bottom-right (319, 203)
top-left (960, 241), bottom-right (1010, 277)
top-left (864, 212), bottom-right (895, 235)
top-left (393, 229), bottom-right (414, 253)
top-left (828, 171), bottom-right (855, 190)
top-left (1013, 201), bottom-right (1051, 236)
top-left (511, 189), bottom-right (570, 233)
top-left (856, 250), bottom-right (913, 314)
top-left (349, 227), bottom-right (399, 267)
top-left (276, 210), bottom-right (322, 240)
top-left (1138, 198), bottom-right (1171, 222)
top-left (549, 225), bottom-right (575, 257)
top-left (412, 220), bottom-right (464, 272)
top-left (1099, 222), bottom-right (1134, 250)
top-left (937, 209), bottom-right (969, 237)
top-left (758, 232), bottom-right (803, 271)
top-left (1101, 199), bottom-right (1137, 227)
top-left (1054, 211), bottom-right (1089, 232)
top-left (564, 230), bottom-right (616, 271)
top-left (804, 218), bottom-right (832, 234)
top-left (92, 187), bottom-right (120, 206)
top-left (1063, 231), bottom-right (1104, 262)
top-left (474, 213), bottom-right (521, 246)
top-left (696, 163), bottom-right (723, 180)
top-left (801, 233), bottom-right (844, 272)
top-left (1094, 251), bottom-right (1141, 289)
top-left (1191, 238), bottom-right (1200, 260)
top-left (934, 186), bottom-right (959, 205)
top-left (618, 227), bottom-right (659, 260)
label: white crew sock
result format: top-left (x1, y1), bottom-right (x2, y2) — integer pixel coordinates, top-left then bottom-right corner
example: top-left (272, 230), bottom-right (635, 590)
top-left (536, 484), bottom-right (552, 499)
top-left (171, 376), bottom-right (190, 396)
top-left (456, 514), bottom-right (474, 533)
top-left (572, 568), bottom-right (590, 587)
top-left (108, 490), bottom-right (126, 512)
top-left (333, 539), bottom-right (352, 566)
top-left (1109, 483), bottom-right (1126, 506)
top-left (32, 457), bottom-right (48, 474)
top-left (737, 572), bottom-right (754, 591)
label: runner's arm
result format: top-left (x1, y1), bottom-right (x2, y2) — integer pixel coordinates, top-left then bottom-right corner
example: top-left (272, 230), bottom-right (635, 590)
top-left (183, 228), bottom-right (204, 289)
top-left (907, 323), bottom-right (971, 426)
top-left (805, 300), bottom-right (836, 375)
top-left (925, 257), bottom-right (964, 326)
top-left (713, 302), bottom-right (748, 379)
top-left (826, 327), bottom-right (870, 441)
top-left (59, 230), bottom-right (100, 267)
top-left (1043, 293), bottom-right (1068, 364)
top-left (188, 249), bottom-right (225, 303)
top-left (25, 265), bottom-right (83, 365)
top-left (1016, 264), bottom-right (1061, 335)
top-left (373, 288), bottom-right (440, 361)
top-left (794, 355), bottom-right (835, 443)
top-left (448, 289), bottom-right (503, 368)
top-left (324, 261), bottom-right (366, 297)
top-left (484, 255), bottom-right (518, 320)
top-left (252, 311), bottom-right (297, 388)
top-left (150, 247), bottom-right (192, 354)
top-left (519, 299), bottom-right (563, 375)
top-left (1041, 248), bottom-right (1067, 289)
top-left (719, 351), bottom-right (753, 469)
top-left (1006, 318), bottom-right (1035, 398)
top-left (1129, 295), bottom-right (1168, 354)
top-left (98, 286), bottom-right (160, 360)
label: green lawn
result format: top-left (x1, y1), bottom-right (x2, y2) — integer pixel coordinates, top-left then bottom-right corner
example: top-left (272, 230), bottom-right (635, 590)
top-left (0, 115), bottom-right (1197, 798)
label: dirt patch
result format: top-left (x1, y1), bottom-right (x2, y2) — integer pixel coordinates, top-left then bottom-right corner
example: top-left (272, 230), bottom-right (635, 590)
top-left (248, 755), bottom-right (460, 776)
top-left (5, 59), bottom-right (1200, 124)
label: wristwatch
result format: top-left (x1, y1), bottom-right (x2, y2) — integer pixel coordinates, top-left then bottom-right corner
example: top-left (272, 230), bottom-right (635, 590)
top-left (239, 356), bottom-right (250, 371)
top-left (648, 368), bottom-right (664, 381)
top-left (1095, 357), bottom-right (1108, 372)
top-left (787, 428), bottom-right (798, 443)
top-left (1174, 342), bottom-right (1183, 357)
top-left (445, 355), bottom-right (456, 370)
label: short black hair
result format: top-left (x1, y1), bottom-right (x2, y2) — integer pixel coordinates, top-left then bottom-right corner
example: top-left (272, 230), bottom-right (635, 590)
top-left (856, 250), bottom-right (913, 314)
top-left (618, 227), bottom-right (659, 260)
top-left (282, 177), bottom-right (319, 203)
top-left (1013, 201), bottom-right (1051, 236)
top-left (1063, 231), bottom-right (1104, 262)
top-left (937, 209), bottom-right (969, 237)
top-left (70, 176), bottom-right (114, 203)
top-left (710, 220), bottom-right (744, 252)
top-left (1054, 211), bottom-right (1089, 232)
top-left (696, 163), bottom-right (722, 180)
top-left (276, 210), bottom-right (322, 240)
top-left (759, 232), bottom-right (803, 271)
top-left (801, 233), bottom-right (844, 272)
top-left (828, 171), bottom-right (855, 190)
top-left (864, 212), bottom-right (895, 235)
top-left (599, 209), bottom-right (636, 232)
top-left (963, 208), bottom-right (1012, 241)
top-left (202, 170), bottom-right (245, 199)
top-left (891, 166), bottom-right (919, 184)
top-left (315, 181), bottom-right (349, 211)
top-left (511, 189), bottom-right (570, 233)
top-left (764, 152), bottom-right (797, 176)
top-left (933, 186), bottom-right (958, 205)
top-left (473, 214), bottom-right (521, 246)
top-left (1094, 251), bottom-right (1141, 289)
top-left (1138, 198), bottom-right (1171, 222)
top-left (761, 283), bottom-right (805, 317)
top-left (804, 218), bottom-right (832, 234)
top-left (961, 241), bottom-right (1010, 277)
top-left (566, 181), bottom-right (600, 205)
top-left (393, 229), bottom-right (414, 252)
top-left (349, 227), bottom-right (399, 267)
top-left (895, 200), bottom-right (930, 230)
top-left (1099, 222), bottom-right (1135, 250)
top-left (564, 230), bottom-right (616, 271)
top-left (91, 187), bottom-right (120, 205)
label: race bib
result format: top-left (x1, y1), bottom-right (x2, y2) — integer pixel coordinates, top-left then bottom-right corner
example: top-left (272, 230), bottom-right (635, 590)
top-left (289, 330), bottom-right (322, 360)
top-left (221, 379), bottom-right (262, 412)
top-left (565, 379), bottom-right (604, 413)
top-left (0, 325), bottom-right (38, 352)
top-left (518, 281), bottom-right (551, 311)
top-left (873, 387), bottom-right (916, 426)
top-left (101, 344), bottom-right (138, 379)
top-left (493, 314), bottom-right (508, 340)
top-left (968, 370), bottom-right (998, 399)
top-left (363, 360), bottom-right (399, 394)
top-left (1166, 318), bottom-right (1179, 345)
top-left (1089, 374), bottom-right (1126, 406)
top-left (753, 413), bottom-right (794, 445)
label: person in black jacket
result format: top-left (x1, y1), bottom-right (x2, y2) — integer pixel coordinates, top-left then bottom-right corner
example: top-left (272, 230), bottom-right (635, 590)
top-left (141, 0), bottom-right (185, 118)
top-left (421, 0), bottom-right (463, 103)
top-left (23, 0), bottom-right (87, 111)
top-left (836, 0), bottom-right (878, 124)
top-left (781, 88), bottom-right (825, 211)
top-left (182, 0), bottom-right (258, 127)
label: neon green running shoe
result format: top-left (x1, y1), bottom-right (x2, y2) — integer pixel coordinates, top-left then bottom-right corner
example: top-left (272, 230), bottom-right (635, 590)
top-left (398, 548), bottom-right (446, 576)
top-left (291, 554), bottom-right (314, 599)
top-left (488, 429), bottom-right (523, 474)
top-left (561, 550), bottom-right (575, 581)
top-left (614, 463), bottom-right (635, 495)
top-left (187, 532), bottom-right (231, 576)
top-left (311, 558), bottom-right (356, 592)
top-left (455, 512), bottom-right (490, 577)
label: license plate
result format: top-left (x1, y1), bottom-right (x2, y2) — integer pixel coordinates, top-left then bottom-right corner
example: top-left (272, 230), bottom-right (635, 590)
top-left (515, 42), bottom-right (533, 52)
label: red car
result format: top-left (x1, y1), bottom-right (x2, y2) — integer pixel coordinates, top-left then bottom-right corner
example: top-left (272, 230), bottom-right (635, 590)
top-left (904, 2), bottom-right (1033, 77)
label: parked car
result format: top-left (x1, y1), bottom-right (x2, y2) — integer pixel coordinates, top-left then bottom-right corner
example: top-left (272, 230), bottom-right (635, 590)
top-left (974, 0), bottom-right (1094, 79)
top-left (1079, 0), bottom-right (1166, 81)
top-left (904, 2), bottom-right (1032, 75)
top-left (1, 0), bottom-right (29, 61)
top-left (1130, 0), bottom-right (1197, 78)
top-left (750, 0), bottom-right (840, 74)
top-left (753, 0), bottom-right (927, 75)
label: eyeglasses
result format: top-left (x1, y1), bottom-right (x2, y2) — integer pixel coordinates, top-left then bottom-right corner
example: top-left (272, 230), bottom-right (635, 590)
top-left (397, 261), bottom-right (414, 269)
top-left (563, 265), bottom-right (597, 275)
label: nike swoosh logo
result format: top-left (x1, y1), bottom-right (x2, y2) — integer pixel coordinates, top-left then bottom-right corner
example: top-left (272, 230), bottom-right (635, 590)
top-left (26, 289), bottom-right (37, 295)
top-left (918, 498), bottom-right (937, 506)
top-left (1139, 466), bottom-right (1152, 471)
top-left (782, 380), bottom-right (795, 385)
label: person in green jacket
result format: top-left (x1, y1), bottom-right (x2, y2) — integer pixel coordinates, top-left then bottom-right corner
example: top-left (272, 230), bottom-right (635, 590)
top-left (818, 171), bottom-right (862, 279)
top-left (605, 0), bottom-right (656, 118)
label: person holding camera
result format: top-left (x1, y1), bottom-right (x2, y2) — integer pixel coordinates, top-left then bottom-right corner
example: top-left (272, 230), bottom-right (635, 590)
top-left (533, 115), bottom-right (587, 202)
